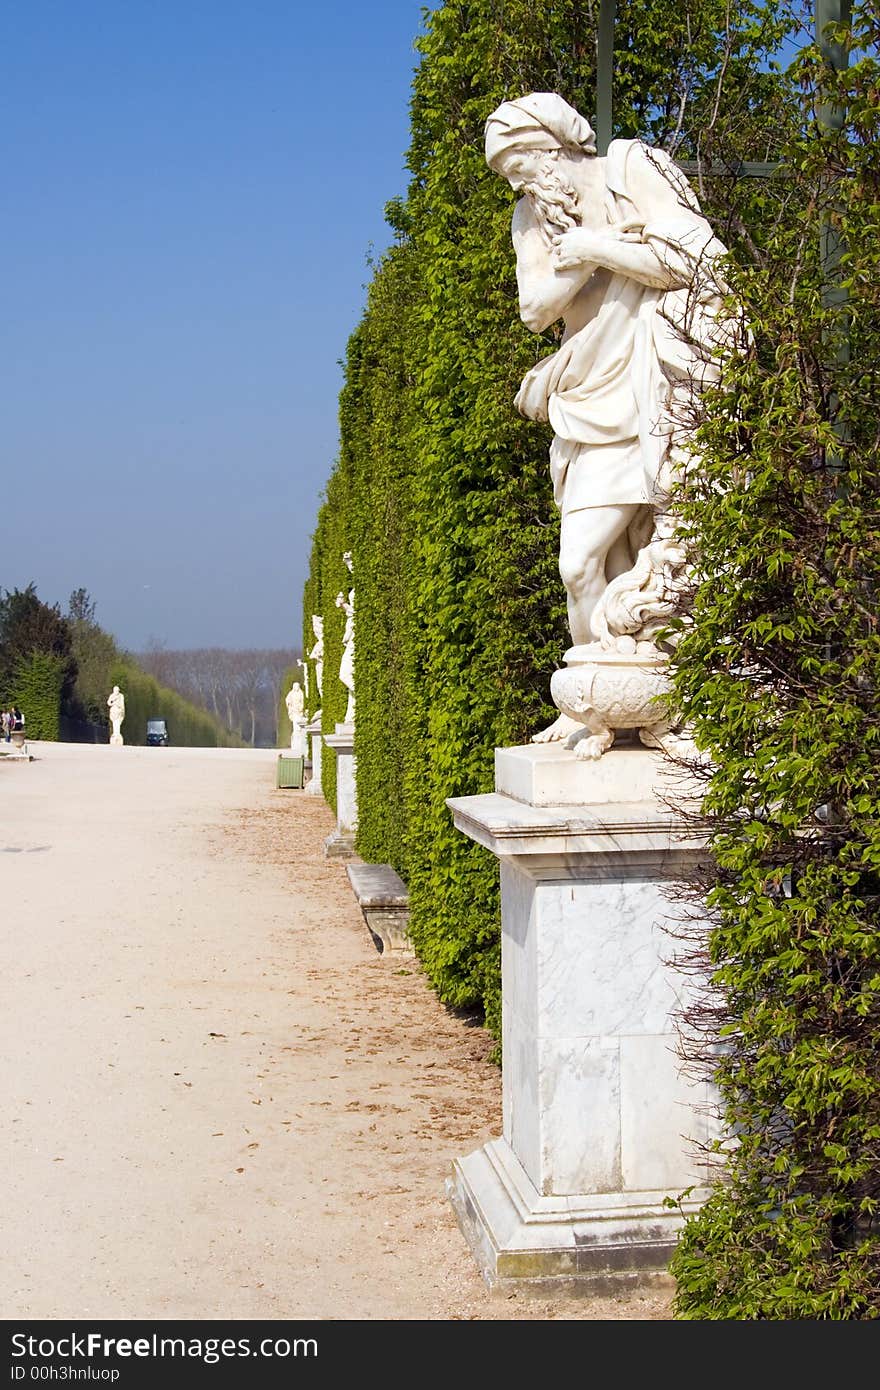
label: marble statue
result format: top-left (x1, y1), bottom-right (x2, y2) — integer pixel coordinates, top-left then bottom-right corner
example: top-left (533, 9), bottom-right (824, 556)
top-left (285, 681), bottom-right (305, 724)
top-left (308, 614), bottom-right (324, 717)
top-left (296, 657), bottom-right (309, 707)
top-left (285, 680), bottom-right (307, 755)
top-left (107, 685), bottom-right (125, 745)
top-left (335, 552), bottom-right (355, 727)
top-left (485, 92), bottom-right (734, 756)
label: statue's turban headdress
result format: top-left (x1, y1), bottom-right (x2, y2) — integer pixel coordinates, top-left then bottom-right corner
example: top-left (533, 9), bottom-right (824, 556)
top-left (484, 92), bottom-right (597, 171)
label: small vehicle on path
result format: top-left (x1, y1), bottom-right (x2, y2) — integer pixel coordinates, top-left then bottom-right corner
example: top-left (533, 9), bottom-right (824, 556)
top-left (146, 719), bottom-right (169, 747)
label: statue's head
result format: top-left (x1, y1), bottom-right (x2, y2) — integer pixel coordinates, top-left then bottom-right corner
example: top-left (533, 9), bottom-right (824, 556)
top-left (312, 615), bottom-right (324, 636)
top-left (485, 93), bottom-right (595, 242)
top-left (485, 93), bottom-right (596, 179)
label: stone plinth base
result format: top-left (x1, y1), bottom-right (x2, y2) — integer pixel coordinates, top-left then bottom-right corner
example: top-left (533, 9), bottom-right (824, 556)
top-left (495, 741), bottom-right (703, 808)
top-left (446, 743), bottom-right (713, 1296)
top-left (290, 718), bottom-right (308, 759)
top-left (324, 828), bottom-right (356, 858)
top-left (323, 722), bottom-right (357, 860)
top-left (447, 1138), bottom-right (697, 1296)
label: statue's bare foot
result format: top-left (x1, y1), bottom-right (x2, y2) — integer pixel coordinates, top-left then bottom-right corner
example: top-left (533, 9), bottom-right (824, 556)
top-left (573, 728), bottom-right (615, 760)
top-left (531, 713), bottom-right (584, 744)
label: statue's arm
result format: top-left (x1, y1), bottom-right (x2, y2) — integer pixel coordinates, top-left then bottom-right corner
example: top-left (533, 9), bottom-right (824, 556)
top-left (553, 145), bottom-right (716, 291)
top-left (512, 201), bottom-right (596, 333)
top-left (552, 223), bottom-right (676, 290)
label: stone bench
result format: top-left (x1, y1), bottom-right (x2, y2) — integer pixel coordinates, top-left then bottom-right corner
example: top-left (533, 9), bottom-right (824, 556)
top-left (346, 863), bottom-right (413, 958)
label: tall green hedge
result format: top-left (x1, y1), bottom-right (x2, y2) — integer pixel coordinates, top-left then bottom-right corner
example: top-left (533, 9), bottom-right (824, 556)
top-left (301, 530), bottom-right (322, 723)
top-left (305, 0), bottom-right (792, 1040)
top-left (314, 472), bottom-right (353, 811)
top-left (9, 651), bottom-right (66, 740)
top-left (339, 243), bottom-right (420, 877)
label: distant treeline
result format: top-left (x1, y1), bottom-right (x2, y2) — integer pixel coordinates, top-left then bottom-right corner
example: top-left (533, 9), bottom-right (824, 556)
top-left (136, 644), bottom-right (299, 748)
top-left (0, 584), bottom-right (242, 747)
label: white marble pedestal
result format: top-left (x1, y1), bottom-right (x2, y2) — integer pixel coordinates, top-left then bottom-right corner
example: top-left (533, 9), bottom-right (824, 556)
top-left (445, 743), bottom-right (713, 1296)
top-left (305, 718), bottom-right (323, 797)
top-left (322, 722), bottom-right (357, 858)
top-left (290, 717), bottom-right (308, 759)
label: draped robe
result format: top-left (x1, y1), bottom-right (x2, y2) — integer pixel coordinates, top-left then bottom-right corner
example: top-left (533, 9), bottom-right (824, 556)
top-left (512, 139), bottom-right (731, 515)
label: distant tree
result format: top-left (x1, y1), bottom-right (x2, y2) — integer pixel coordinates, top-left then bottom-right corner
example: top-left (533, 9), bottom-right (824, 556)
top-left (67, 587), bottom-right (97, 626)
top-left (0, 583), bottom-right (76, 706)
top-left (141, 636), bottom-right (176, 689)
top-left (66, 590), bottom-right (122, 725)
top-left (136, 646), bottom-right (298, 746)
top-left (253, 648), bottom-right (300, 746)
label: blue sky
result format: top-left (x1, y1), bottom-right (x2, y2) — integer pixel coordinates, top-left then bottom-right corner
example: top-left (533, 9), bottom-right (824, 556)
top-left (2, 1), bottom-right (429, 652)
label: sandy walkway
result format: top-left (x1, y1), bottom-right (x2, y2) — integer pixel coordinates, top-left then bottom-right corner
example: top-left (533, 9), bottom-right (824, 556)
top-left (1, 741), bottom-right (672, 1321)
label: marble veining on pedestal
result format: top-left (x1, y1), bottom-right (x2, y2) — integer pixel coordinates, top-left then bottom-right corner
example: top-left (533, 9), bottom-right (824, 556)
top-left (447, 741), bottom-right (713, 1290)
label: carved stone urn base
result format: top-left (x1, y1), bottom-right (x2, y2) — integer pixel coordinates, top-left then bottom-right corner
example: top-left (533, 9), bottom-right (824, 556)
top-left (549, 645), bottom-right (675, 760)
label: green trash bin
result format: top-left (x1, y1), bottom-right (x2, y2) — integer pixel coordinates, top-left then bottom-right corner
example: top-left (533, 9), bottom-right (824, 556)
top-left (276, 755), bottom-right (304, 789)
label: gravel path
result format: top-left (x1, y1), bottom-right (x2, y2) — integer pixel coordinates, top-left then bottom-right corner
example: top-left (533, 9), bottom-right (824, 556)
top-left (1, 741), bottom-right (672, 1321)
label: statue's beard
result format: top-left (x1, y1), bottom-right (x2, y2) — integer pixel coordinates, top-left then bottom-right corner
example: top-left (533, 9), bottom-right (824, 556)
top-left (525, 156), bottom-right (580, 245)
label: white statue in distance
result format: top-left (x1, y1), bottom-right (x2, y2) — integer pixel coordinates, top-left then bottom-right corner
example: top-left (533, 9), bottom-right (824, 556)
top-left (485, 91), bottom-right (734, 756)
top-left (107, 685), bottom-right (125, 746)
top-left (285, 680), bottom-right (307, 756)
top-left (285, 681), bottom-right (305, 724)
top-left (336, 552), bottom-right (355, 727)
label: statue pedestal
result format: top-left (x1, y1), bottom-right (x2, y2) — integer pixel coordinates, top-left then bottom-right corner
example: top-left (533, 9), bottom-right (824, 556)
top-left (323, 722), bottom-right (357, 858)
top-left (109, 733), bottom-right (123, 746)
top-left (290, 717), bottom-right (308, 759)
top-left (446, 743), bottom-right (714, 1295)
top-left (305, 719), bottom-right (323, 797)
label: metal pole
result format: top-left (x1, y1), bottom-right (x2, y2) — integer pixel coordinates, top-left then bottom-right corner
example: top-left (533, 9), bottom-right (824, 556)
top-left (814, 1), bottom-right (851, 832)
top-left (596, 0), bottom-right (616, 156)
top-left (815, 0), bottom-right (851, 332)
top-left (815, 0), bottom-right (852, 133)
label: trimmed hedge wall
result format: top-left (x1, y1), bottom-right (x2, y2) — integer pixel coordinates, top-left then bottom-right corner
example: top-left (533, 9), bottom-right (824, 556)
top-left (303, 0), bottom-right (779, 1039)
top-left (9, 651), bottom-right (67, 740)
